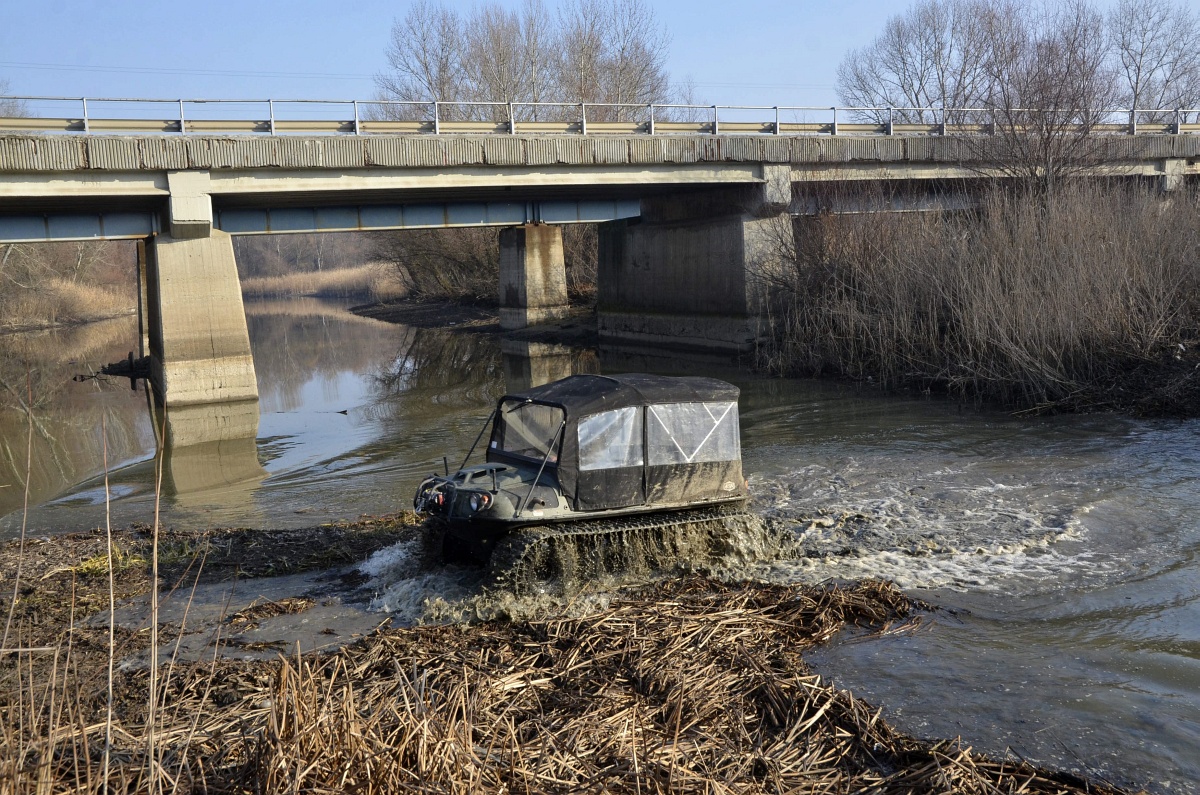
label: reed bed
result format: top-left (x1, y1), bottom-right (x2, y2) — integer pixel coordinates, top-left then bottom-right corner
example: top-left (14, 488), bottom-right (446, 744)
top-left (0, 575), bottom-right (1133, 794)
top-left (760, 183), bottom-right (1200, 415)
top-left (0, 278), bottom-right (134, 334)
top-left (240, 264), bottom-right (407, 301)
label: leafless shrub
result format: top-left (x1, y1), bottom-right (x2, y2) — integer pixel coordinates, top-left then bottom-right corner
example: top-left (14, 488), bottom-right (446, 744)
top-left (759, 183), bottom-right (1200, 413)
top-left (0, 242), bottom-right (136, 332)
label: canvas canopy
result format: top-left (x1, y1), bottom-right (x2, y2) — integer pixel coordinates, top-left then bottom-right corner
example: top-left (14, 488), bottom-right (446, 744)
top-left (487, 374), bottom-right (743, 511)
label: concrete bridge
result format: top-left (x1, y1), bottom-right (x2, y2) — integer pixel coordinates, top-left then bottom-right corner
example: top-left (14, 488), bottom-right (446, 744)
top-left (2, 101), bottom-right (1198, 407)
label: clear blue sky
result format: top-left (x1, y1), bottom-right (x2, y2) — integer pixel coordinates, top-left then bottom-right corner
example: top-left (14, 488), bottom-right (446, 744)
top-left (0, 0), bottom-right (925, 109)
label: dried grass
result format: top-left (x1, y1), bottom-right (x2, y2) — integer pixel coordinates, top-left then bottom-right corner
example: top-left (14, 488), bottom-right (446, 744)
top-left (0, 278), bottom-right (133, 334)
top-left (0, 576), bottom-right (1134, 794)
top-left (760, 183), bottom-right (1200, 414)
top-left (240, 264), bottom-right (407, 302)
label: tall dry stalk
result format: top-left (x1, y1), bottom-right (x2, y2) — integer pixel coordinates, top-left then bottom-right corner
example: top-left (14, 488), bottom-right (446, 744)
top-left (761, 182), bottom-right (1200, 412)
top-left (1, 371), bottom-right (33, 653)
top-left (102, 415), bottom-right (115, 786)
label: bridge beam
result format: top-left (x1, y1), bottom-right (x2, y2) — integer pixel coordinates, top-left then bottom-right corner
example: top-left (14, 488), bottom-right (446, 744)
top-left (166, 170), bottom-right (213, 239)
top-left (498, 224), bottom-right (570, 330)
top-left (142, 230), bottom-right (258, 406)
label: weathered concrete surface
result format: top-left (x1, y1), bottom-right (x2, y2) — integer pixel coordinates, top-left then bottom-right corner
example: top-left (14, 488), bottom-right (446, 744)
top-left (143, 230), bottom-right (258, 406)
top-left (165, 170), bottom-right (213, 238)
top-left (596, 199), bottom-right (791, 352)
top-left (498, 224), bottom-right (570, 330)
top-left (3, 133), bottom-right (1200, 172)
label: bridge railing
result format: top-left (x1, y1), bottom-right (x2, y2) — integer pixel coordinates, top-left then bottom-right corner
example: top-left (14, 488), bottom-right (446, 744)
top-left (1, 96), bottom-right (1198, 136)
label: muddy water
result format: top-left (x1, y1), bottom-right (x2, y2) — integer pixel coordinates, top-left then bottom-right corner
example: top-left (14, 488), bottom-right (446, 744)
top-left (1, 298), bottom-right (1197, 793)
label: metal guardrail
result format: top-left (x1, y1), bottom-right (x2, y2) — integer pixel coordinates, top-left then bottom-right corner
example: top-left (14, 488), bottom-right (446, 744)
top-left (1, 96), bottom-right (1199, 136)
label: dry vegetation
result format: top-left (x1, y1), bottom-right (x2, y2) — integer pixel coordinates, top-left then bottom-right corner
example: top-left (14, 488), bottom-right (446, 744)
top-left (759, 183), bottom-right (1200, 414)
top-left (0, 243), bottom-right (136, 333)
top-left (0, 528), bottom-right (1138, 795)
top-left (375, 224), bottom-right (599, 305)
top-left (239, 263), bottom-right (407, 302)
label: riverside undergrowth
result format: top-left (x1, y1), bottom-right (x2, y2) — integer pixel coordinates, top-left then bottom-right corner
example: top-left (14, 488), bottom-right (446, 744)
top-left (758, 182), bottom-right (1200, 415)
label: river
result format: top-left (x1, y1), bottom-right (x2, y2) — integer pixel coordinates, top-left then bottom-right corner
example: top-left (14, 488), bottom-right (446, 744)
top-left (0, 297), bottom-right (1196, 792)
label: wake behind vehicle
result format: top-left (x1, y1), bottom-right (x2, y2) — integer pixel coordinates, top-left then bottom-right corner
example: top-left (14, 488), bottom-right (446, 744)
top-left (414, 373), bottom-right (752, 584)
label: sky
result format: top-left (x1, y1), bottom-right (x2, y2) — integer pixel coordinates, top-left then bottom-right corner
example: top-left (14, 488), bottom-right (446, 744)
top-left (0, 0), bottom-right (922, 112)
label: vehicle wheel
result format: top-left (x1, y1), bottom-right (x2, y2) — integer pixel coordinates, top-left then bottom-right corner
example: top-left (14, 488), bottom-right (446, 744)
top-left (440, 528), bottom-right (483, 566)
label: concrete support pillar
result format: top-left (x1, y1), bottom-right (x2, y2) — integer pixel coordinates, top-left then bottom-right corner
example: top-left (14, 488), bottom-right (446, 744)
top-left (498, 224), bottom-right (570, 330)
top-left (142, 229), bottom-right (258, 406)
top-left (1160, 158), bottom-right (1186, 193)
top-left (596, 204), bottom-right (793, 352)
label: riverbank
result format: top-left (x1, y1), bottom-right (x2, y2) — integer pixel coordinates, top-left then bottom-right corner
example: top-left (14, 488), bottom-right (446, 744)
top-left (354, 296), bottom-right (601, 346)
top-left (0, 520), bottom-right (1139, 794)
top-left (761, 184), bottom-right (1200, 417)
top-left (240, 263), bottom-right (407, 302)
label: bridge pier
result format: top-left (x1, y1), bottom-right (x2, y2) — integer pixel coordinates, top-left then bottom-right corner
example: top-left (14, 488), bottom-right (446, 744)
top-left (141, 230), bottom-right (258, 406)
top-left (596, 180), bottom-right (793, 353)
top-left (498, 224), bottom-right (570, 330)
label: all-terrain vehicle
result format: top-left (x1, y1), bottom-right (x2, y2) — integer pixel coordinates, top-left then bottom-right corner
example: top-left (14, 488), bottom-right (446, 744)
top-left (414, 373), bottom-right (753, 585)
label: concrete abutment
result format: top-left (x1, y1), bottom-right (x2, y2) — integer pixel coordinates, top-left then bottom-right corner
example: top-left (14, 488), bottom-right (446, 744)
top-left (141, 230), bottom-right (258, 407)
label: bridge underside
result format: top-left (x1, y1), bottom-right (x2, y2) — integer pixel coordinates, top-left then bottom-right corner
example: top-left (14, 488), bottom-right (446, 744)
top-left (0, 199), bottom-right (641, 243)
top-left (2, 134), bottom-right (1194, 405)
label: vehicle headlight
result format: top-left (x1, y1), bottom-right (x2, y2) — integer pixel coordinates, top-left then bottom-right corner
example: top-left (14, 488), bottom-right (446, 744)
top-left (468, 492), bottom-right (492, 512)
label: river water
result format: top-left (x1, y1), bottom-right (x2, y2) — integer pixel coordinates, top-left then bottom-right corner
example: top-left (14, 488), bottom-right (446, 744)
top-left (1, 298), bottom-right (1196, 792)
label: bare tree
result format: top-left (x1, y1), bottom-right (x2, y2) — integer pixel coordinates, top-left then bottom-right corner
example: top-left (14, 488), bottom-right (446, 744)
top-left (374, 1), bottom-right (465, 120)
top-left (0, 78), bottom-right (25, 117)
top-left (602, 0), bottom-right (670, 119)
top-left (555, 0), bottom-right (610, 109)
top-left (980, 0), bottom-right (1118, 193)
top-left (837, 0), bottom-right (996, 123)
top-left (1109, 0), bottom-right (1200, 122)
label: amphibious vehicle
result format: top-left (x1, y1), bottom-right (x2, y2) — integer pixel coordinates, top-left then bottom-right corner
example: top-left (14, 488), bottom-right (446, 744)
top-left (414, 373), bottom-right (751, 582)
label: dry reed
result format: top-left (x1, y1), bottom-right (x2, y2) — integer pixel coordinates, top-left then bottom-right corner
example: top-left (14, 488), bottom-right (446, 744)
top-left (0, 278), bottom-right (134, 334)
top-left (239, 264), bottom-right (406, 302)
top-left (760, 183), bottom-right (1200, 414)
top-left (0, 574), bottom-right (1136, 794)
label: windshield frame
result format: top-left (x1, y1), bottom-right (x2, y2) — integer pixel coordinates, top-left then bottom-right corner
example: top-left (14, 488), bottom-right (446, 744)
top-left (487, 399), bottom-right (566, 467)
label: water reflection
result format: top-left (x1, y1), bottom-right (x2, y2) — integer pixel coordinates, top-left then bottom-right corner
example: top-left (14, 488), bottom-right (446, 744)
top-left (148, 399), bottom-right (266, 514)
top-left (4, 298), bottom-right (1200, 792)
top-left (0, 316), bottom-right (152, 520)
top-left (501, 340), bottom-right (599, 392)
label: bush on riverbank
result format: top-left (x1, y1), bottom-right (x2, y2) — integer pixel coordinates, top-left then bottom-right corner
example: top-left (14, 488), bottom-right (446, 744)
top-left (758, 183), bottom-right (1200, 414)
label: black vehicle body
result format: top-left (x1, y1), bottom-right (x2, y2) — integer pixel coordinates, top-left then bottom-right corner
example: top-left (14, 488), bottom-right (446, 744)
top-left (414, 373), bottom-right (748, 562)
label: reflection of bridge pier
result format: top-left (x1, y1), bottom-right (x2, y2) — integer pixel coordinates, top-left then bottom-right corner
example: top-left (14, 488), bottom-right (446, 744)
top-left (502, 339), bottom-right (596, 392)
top-left (147, 397), bottom-right (266, 510)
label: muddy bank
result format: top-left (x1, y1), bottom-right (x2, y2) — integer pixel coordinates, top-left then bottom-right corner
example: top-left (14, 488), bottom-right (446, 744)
top-left (353, 297), bottom-right (600, 346)
top-left (0, 519), bottom-right (1143, 794)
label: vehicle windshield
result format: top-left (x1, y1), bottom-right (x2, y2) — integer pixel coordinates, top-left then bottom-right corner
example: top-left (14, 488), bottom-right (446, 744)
top-left (493, 400), bottom-right (565, 462)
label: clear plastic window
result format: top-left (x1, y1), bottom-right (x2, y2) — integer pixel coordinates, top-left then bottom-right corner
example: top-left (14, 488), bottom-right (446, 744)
top-left (578, 407), bottom-right (644, 471)
top-left (497, 400), bottom-right (564, 462)
top-left (647, 402), bottom-right (740, 465)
